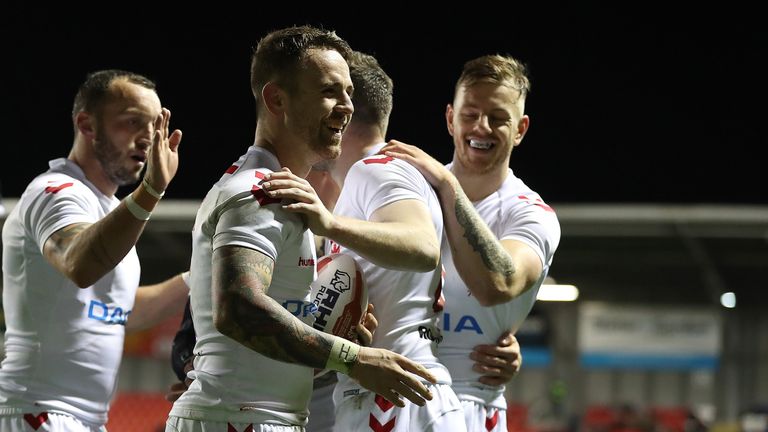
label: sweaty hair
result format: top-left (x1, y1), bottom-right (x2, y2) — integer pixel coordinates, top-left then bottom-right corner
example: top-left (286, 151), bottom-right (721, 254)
top-left (250, 25), bottom-right (353, 113)
top-left (347, 51), bottom-right (393, 132)
top-left (72, 69), bottom-right (156, 120)
top-left (455, 55), bottom-right (531, 101)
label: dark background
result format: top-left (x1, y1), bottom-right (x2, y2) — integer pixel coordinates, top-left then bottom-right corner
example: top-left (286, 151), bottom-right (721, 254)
top-left (2, 6), bottom-right (765, 204)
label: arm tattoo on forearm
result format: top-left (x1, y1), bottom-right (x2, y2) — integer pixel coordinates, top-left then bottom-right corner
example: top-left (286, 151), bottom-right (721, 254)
top-left (454, 192), bottom-right (515, 279)
top-left (214, 247), bottom-right (332, 368)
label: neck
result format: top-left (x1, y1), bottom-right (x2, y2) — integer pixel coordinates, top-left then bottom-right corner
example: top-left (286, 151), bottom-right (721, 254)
top-left (254, 124), bottom-right (314, 178)
top-left (450, 157), bottom-right (509, 202)
top-left (68, 137), bottom-right (118, 197)
top-left (330, 124), bottom-right (384, 188)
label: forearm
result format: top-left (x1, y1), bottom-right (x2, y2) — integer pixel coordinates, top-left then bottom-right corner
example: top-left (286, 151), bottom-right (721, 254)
top-left (437, 179), bottom-right (524, 305)
top-left (45, 184), bottom-right (161, 288)
top-left (127, 272), bottom-right (189, 332)
top-left (327, 215), bottom-right (439, 272)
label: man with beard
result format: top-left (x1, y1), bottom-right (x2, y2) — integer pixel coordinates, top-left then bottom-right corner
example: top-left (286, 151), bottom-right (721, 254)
top-left (166, 27), bottom-right (436, 432)
top-left (381, 55), bottom-right (561, 431)
top-left (0, 69), bottom-right (189, 431)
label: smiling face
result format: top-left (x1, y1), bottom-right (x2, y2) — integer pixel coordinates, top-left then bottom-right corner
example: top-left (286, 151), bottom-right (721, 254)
top-left (90, 79), bottom-right (162, 186)
top-left (447, 81), bottom-right (529, 176)
top-left (283, 48), bottom-right (354, 162)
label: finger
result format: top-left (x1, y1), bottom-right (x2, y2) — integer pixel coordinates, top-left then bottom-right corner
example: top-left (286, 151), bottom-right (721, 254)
top-left (169, 129), bottom-right (182, 151)
top-left (392, 382), bottom-right (427, 407)
top-left (355, 322), bottom-right (373, 346)
top-left (397, 358), bottom-right (436, 387)
top-left (380, 389), bottom-right (405, 408)
top-left (473, 362), bottom-right (504, 376)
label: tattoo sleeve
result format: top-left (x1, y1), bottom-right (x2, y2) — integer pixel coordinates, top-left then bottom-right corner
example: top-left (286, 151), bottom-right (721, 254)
top-left (454, 191), bottom-right (516, 284)
top-left (212, 246), bottom-right (332, 368)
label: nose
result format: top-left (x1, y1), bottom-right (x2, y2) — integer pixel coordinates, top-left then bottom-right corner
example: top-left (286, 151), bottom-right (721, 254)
top-left (336, 92), bottom-right (354, 116)
top-left (474, 115), bottom-right (492, 134)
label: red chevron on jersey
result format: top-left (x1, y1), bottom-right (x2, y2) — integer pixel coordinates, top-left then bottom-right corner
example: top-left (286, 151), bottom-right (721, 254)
top-left (225, 165), bottom-right (239, 174)
top-left (517, 194), bottom-right (554, 212)
top-left (374, 394), bottom-right (395, 412)
top-left (251, 185), bottom-right (280, 206)
top-left (44, 182), bottom-right (73, 194)
top-left (486, 410), bottom-right (499, 430)
top-left (369, 414), bottom-right (396, 432)
top-left (24, 412), bottom-right (49, 430)
top-left (363, 156), bottom-right (394, 165)
top-left (254, 171), bottom-right (267, 180)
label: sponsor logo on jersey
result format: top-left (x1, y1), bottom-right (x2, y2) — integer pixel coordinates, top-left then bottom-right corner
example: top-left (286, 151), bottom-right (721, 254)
top-left (88, 300), bottom-right (131, 325)
top-left (297, 256), bottom-right (315, 267)
top-left (417, 325), bottom-right (444, 344)
top-left (282, 300), bottom-right (318, 318)
top-left (442, 312), bottom-right (484, 334)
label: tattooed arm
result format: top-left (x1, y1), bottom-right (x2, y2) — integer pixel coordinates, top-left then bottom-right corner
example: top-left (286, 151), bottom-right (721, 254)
top-left (212, 245), bottom-right (334, 367)
top-left (381, 140), bottom-right (541, 306)
top-left (211, 245), bottom-right (438, 407)
top-left (43, 185), bottom-right (160, 288)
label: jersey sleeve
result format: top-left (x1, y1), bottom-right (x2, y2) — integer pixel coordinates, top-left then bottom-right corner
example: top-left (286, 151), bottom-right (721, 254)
top-left (23, 176), bottom-right (100, 253)
top-left (343, 155), bottom-right (428, 219)
top-left (500, 194), bottom-right (561, 267)
top-left (209, 169), bottom-right (301, 261)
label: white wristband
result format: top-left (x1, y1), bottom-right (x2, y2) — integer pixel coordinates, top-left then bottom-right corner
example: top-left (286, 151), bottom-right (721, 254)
top-left (325, 336), bottom-right (360, 375)
top-left (124, 195), bottom-right (151, 221)
top-left (142, 178), bottom-right (165, 199)
top-left (181, 270), bottom-right (191, 287)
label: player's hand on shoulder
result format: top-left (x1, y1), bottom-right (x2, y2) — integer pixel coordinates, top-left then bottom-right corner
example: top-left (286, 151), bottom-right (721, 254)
top-left (380, 140), bottom-right (453, 189)
top-left (260, 168), bottom-right (335, 235)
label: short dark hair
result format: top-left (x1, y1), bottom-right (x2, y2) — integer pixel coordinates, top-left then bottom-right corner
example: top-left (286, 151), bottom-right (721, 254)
top-left (455, 55), bottom-right (530, 101)
top-left (250, 25), bottom-right (353, 111)
top-left (72, 69), bottom-right (156, 120)
top-left (348, 51), bottom-right (393, 132)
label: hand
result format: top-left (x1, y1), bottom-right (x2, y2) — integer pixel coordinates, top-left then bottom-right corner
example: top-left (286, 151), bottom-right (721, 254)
top-left (144, 108), bottom-right (182, 193)
top-left (354, 303), bottom-right (378, 346)
top-left (471, 331), bottom-right (522, 386)
top-left (349, 346), bottom-right (436, 408)
top-left (164, 360), bottom-right (194, 402)
top-left (261, 168), bottom-right (335, 235)
top-left (380, 140), bottom-right (453, 190)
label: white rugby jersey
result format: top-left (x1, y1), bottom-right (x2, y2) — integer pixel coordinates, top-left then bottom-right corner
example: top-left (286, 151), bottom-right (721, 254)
top-left (331, 149), bottom-right (451, 398)
top-left (170, 146), bottom-right (317, 426)
top-left (0, 158), bottom-right (139, 425)
top-left (439, 165), bottom-right (560, 408)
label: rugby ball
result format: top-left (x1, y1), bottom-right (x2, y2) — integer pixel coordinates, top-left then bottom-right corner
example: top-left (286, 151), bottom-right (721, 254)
top-left (309, 253), bottom-right (367, 341)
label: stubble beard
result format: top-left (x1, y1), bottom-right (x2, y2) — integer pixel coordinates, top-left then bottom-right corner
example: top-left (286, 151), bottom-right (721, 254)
top-left (93, 129), bottom-right (140, 186)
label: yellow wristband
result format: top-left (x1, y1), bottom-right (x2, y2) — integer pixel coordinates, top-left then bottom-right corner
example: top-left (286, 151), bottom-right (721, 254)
top-left (142, 178), bottom-right (165, 199)
top-left (325, 336), bottom-right (360, 375)
top-left (124, 195), bottom-right (151, 221)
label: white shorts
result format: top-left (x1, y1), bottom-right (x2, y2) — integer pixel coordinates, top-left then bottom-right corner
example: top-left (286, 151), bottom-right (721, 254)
top-left (460, 400), bottom-right (507, 432)
top-left (165, 415), bottom-right (304, 432)
top-left (306, 377), bottom-right (336, 432)
top-left (0, 412), bottom-right (106, 432)
top-left (333, 383), bottom-right (466, 432)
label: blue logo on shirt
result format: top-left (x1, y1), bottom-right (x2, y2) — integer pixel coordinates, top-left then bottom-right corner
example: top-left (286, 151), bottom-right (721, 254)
top-left (283, 300), bottom-right (319, 318)
top-left (442, 312), bottom-right (484, 334)
top-left (88, 300), bottom-right (131, 325)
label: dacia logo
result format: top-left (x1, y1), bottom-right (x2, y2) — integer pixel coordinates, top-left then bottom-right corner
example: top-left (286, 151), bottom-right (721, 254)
top-left (282, 300), bottom-right (319, 318)
top-left (88, 300), bottom-right (131, 325)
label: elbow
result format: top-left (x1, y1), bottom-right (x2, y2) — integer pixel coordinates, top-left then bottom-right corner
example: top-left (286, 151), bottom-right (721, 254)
top-left (473, 278), bottom-right (529, 307)
top-left (412, 243), bottom-right (441, 272)
top-left (67, 266), bottom-right (98, 289)
top-left (475, 288), bottom-right (514, 307)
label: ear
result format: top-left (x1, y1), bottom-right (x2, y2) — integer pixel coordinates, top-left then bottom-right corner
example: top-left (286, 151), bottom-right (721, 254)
top-left (75, 111), bottom-right (96, 139)
top-left (262, 82), bottom-right (286, 116)
top-left (445, 104), bottom-right (455, 136)
top-left (514, 115), bottom-right (530, 147)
